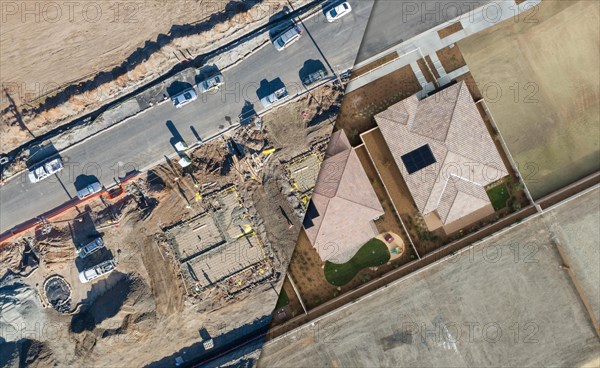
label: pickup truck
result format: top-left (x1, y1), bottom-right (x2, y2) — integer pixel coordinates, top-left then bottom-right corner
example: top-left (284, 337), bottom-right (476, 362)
top-left (79, 259), bottom-right (117, 283)
top-left (260, 87), bottom-right (289, 109)
top-left (28, 157), bottom-right (64, 183)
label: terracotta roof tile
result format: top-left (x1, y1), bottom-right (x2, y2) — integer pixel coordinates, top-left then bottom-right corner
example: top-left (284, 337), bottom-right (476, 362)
top-left (305, 131), bottom-right (384, 262)
top-left (375, 81), bottom-right (508, 225)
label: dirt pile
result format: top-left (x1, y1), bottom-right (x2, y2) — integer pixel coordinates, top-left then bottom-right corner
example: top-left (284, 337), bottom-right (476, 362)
top-left (0, 274), bottom-right (47, 343)
top-left (0, 339), bottom-right (55, 368)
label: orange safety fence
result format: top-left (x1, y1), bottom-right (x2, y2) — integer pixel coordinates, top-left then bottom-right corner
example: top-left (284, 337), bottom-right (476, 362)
top-left (0, 172), bottom-right (141, 245)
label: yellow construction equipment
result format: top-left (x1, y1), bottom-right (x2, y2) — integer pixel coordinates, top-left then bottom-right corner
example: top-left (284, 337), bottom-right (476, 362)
top-left (262, 148), bottom-right (276, 155)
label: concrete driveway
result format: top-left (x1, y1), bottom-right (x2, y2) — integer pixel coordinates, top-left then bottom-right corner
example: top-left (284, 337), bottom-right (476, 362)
top-left (356, 0), bottom-right (495, 63)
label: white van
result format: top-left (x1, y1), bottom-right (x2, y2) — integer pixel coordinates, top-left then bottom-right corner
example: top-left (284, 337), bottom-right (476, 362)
top-left (273, 25), bottom-right (303, 51)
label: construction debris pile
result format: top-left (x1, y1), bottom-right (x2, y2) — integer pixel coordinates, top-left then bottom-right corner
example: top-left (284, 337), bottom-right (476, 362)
top-left (0, 84), bottom-right (342, 366)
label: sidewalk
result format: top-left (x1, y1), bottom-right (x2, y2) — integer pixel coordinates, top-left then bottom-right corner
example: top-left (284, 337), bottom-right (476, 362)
top-left (346, 0), bottom-right (542, 94)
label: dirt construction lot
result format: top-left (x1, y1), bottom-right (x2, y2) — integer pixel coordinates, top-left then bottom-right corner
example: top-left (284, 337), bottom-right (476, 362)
top-left (0, 85), bottom-right (340, 367)
top-left (459, 0), bottom-right (600, 199)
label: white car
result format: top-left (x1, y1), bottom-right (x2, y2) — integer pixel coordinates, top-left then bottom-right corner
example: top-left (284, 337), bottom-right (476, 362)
top-left (198, 74), bottom-right (224, 93)
top-left (326, 2), bottom-right (352, 22)
top-left (28, 157), bottom-right (64, 183)
top-left (171, 88), bottom-right (198, 108)
top-left (260, 87), bottom-right (289, 109)
top-left (273, 26), bottom-right (303, 51)
top-left (76, 181), bottom-right (102, 199)
top-left (78, 259), bottom-right (117, 283)
top-left (178, 156), bottom-right (192, 168)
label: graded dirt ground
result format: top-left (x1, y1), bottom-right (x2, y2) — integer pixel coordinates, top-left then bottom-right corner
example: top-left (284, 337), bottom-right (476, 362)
top-left (335, 65), bottom-right (420, 145)
top-left (543, 188), bottom-right (600, 328)
top-left (0, 85), bottom-right (340, 367)
top-left (459, 0), bottom-right (600, 199)
top-left (1, 0), bottom-right (303, 107)
top-left (259, 188), bottom-right (600, 368)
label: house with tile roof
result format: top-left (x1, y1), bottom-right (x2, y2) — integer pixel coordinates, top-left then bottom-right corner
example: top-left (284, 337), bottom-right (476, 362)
top-left (303, 130), bottom-right (385, 263)
top-left (375, 81), bottom-right (508, 234)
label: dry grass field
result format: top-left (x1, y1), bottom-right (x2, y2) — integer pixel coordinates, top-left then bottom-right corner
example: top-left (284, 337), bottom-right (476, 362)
top-left (459, 0), bottom-right (600, 199)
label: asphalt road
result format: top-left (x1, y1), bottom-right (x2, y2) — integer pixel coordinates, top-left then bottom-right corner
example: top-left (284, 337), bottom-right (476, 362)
top-left (356, 0), bottom-right (494, 63)
top-left (0, 0), bottom-right (374, 234)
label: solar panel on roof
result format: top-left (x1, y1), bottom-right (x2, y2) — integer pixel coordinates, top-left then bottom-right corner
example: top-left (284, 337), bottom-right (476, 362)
top-left (401, 144), bottom-right (436, 174)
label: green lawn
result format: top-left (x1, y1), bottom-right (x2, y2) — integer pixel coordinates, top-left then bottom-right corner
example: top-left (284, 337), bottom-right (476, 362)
top-left (274, 288), bottom-right (289, 310)
top-left (324, 239), bottom-right (391, 286)
top-left (487, 183), bottom-right (510, 211)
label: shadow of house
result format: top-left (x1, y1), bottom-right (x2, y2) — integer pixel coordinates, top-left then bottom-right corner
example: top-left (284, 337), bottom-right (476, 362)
top-left (298, 59), bottom-right (327, 82)
top-left (256, 78), bottom-right (285, 101)
top-left (146, 314), bottom-right (273, 368)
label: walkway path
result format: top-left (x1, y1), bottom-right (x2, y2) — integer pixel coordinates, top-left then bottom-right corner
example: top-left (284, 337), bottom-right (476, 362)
top-left (346, 0), bottom-right (542, 93)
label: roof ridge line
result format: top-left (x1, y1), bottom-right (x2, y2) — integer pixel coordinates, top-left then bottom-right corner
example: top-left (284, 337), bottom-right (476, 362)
top-left (309, 196), bottom-right (331, 246)
top-left (421, 148), bottom-right (449, 213)
top-left (331, 150), bottom-right (351, 198)
top-left (441, 82), bottom-right (463, 141)
top-left (334, 193), bottom-right (384, 213)
top-left (440, 184), bottom-right (461, 223)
